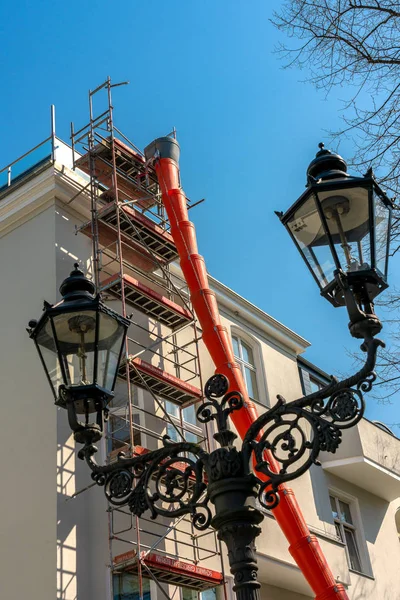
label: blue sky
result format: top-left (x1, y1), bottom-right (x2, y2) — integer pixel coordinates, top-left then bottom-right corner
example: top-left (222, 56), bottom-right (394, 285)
top-left (0, 0), bottom-right (398, 429)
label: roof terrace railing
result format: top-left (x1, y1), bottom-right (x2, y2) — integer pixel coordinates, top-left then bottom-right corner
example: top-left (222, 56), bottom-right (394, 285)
top-left (0, 105), bottom-right (56, 190)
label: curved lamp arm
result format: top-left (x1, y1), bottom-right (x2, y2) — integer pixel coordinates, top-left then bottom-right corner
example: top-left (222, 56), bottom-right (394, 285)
top-left (78, 437), bottom-right (212, 530)
top-left (242, 333), bottom-right (384, 510)
top-left (293, 335), bottom-right (385, 409)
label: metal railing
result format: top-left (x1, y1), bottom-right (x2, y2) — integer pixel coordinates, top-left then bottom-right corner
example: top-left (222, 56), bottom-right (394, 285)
top-left (0, 105), bottom-right (56, 190)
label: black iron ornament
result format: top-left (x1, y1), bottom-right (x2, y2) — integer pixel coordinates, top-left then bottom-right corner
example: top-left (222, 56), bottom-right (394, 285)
top-left (75, 320), bottom-right (383, 600)
top-left (78, 334), bottom-right (382, 516)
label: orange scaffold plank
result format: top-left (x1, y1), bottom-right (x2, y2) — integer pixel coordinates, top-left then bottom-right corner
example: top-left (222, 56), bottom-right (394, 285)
top-left (144, 136), bottom-right (348, 600)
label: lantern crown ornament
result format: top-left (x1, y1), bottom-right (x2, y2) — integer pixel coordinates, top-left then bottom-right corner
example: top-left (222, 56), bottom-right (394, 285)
top-left (28, 263), bottom-right (130, 444)
top-left (307, 142), bottom-right (348, 181)
top-left (59, 261), bottom-right (96, 299)
top-left (277, 144), bottom-right (394, 340)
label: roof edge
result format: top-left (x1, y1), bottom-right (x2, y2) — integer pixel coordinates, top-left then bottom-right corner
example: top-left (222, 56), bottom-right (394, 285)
top-left (208, 274), bottom-right (310, 354)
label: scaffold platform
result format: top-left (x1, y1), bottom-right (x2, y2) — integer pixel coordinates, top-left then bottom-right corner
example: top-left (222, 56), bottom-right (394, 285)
top-left (75, 137), bottom-right (159, 209)
top-left (97, 202), bottom-right (178, 263)
top-left (113, 550), bottom-right (223, 591)
top-left (102, 273), bottom-right (192, 329)
top-left (80, 203), bottom-right (178, 272)
top-left (118, 357), bottom-right (202, 406)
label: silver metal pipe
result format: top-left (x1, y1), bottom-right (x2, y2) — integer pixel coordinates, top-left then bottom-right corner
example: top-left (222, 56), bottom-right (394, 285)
top-left (51, 105), bottom-right (56, 162)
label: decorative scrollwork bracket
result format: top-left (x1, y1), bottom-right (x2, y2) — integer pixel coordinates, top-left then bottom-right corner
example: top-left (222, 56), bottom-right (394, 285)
top-left (73, 330), bottom-right (383, 600)
top-left (78, 436), bottom-right (212, 531)
top-left (242, 333), bottom-right (384, 510)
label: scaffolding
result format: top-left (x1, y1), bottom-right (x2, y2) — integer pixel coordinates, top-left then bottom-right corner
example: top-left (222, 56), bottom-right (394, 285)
top-left (70, 77), bottom-right (227, 600)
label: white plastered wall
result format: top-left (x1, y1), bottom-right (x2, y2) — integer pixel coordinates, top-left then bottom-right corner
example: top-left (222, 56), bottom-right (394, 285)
top-left (0, 204), bottom-right (57, 600)
top-left (55, 201), bottom-right (111, 600)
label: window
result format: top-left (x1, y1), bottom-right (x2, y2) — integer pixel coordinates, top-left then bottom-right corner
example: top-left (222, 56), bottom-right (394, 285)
top-left (165, 401), bottom-right (203, 445)
top-left (113, 576), bottom-right (217, 600)
top-left (107, 383), bottom-right (141, 453)
top-left (298, 360), bottom-right (329, 396)
top-left (309, 378), bottom-right (323, 394)
top-left (330, 495), bottom-right (362, 572)
top-left (108, 412), bottom-right (141, 453)
top-left (232, 335), bottom-right (258, 401)
top-left (113, 573), bottom-right (150, 599)
top-left (182, 588), bottom-right (217, 600)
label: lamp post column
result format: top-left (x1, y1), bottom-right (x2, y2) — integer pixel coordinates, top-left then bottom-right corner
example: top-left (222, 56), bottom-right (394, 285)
top-left (204, 444), bottom-right (264, 600)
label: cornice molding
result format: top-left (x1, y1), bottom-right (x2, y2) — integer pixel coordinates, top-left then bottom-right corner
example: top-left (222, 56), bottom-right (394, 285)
top-left (210, 275), bottom-right (309, 354)
top-left (53, 163), bottom-right (92, 221)
top-left (0, 166), bottom-right (56, 237)
top-left (0, 163), bottom-right (93, 238)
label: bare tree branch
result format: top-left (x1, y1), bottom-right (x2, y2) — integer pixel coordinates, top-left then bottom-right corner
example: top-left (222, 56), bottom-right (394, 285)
top-left (272, 0), bottom-right (400, 397)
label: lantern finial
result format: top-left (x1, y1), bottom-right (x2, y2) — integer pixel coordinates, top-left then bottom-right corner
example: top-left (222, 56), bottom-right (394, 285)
top-left (307, 144), bottom-right (348, 182)
top-left (59, 263), bottom-right (96, 300)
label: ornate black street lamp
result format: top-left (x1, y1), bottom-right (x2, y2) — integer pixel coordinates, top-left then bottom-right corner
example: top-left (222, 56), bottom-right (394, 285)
top-left (28, 263), bottom-right (130, 443)
top-left (28, 147), bottom-right (392, 600)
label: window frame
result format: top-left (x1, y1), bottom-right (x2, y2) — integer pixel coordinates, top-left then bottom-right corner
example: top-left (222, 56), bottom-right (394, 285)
top-left (298, 360), bottom-right (330, 397)
top-left (328, 488), bottom-right (371, 576)
top-left (107, 382), bottom-right (143, 453)
top-left (309, 377), bottom-right (324, 394)
top-left (330, 494), bottom-right (362, 572)
top-left (164, 400), bottom-right (204, 445)
top-left (181, 587), bottom-right (218, 600)
top-left (113, 572), bottom-right (151, 599)
top-left (231, 334), bottom-right (259, 402)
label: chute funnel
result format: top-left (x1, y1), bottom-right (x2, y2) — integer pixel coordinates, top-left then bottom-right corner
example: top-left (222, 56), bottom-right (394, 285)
top-left (144, 136), bottom-right (180, 164)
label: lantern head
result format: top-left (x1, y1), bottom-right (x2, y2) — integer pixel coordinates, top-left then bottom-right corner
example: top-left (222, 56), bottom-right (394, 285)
top-left (277, 145), bottom-right (393, 329)
top-left (29, 263), bottom-right (129, 443)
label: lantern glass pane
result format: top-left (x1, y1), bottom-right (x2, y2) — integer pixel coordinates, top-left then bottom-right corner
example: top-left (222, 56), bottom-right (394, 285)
top-left (374, 193), bottom-right (390, 277)
top-left (50, 311), bottom-right (97, 386)
top-left (287, 193), bottom-right (336, 287)
top-left (97, 312), bottom-right (126, 391)
top-left (36, 320), bottom-right (64, 394)
top-left (317, 186), bottom-right (372, 274)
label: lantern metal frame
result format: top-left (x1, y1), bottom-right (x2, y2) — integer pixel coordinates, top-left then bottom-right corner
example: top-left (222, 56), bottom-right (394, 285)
top-left (28, 263), bottom-right (130, 443)
top-left (279, 172), bottom-right (392, 306)
top-left (276, 146), bottom-right (393, 344)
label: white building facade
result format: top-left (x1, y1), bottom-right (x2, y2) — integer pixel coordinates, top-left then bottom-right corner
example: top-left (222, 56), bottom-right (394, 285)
top-left (0, 135), bottom-right (399, 600)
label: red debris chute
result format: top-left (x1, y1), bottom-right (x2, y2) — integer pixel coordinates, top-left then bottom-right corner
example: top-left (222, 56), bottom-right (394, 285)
top-left (144, 136), bottom-right (348, 600)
